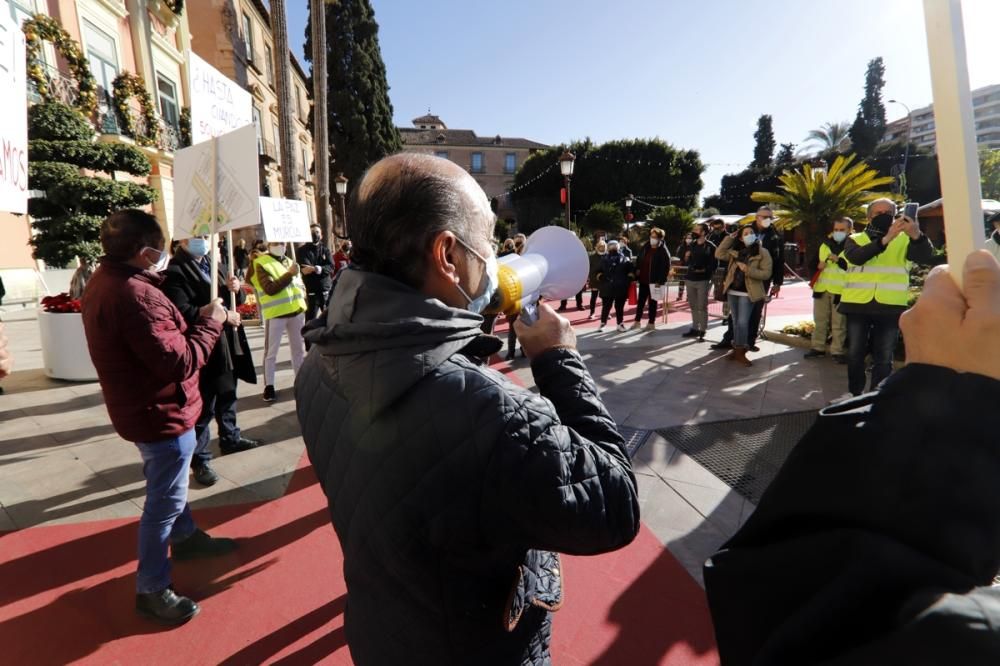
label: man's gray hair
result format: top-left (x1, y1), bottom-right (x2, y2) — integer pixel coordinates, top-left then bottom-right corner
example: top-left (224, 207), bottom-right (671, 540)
top-left (866, 198), bottom-right (897, 218)
top-left (347, 153), bottom-right (479, 288)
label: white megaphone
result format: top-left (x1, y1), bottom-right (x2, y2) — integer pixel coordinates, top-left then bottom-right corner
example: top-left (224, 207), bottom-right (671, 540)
top-left (487, 226), bottom-right (589, 325)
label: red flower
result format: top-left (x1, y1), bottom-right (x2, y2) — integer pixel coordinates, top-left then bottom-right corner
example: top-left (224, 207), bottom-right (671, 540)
top-left (41, 292), bottom-right (82, 314)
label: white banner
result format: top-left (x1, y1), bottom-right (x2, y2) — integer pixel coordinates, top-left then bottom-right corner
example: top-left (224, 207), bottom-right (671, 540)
top-left (188, 50), bottom-right (253, 145)
top-left (0, 13), bottom-right (27, 213)
top-left (173, 124), bottom-right (260, 239)
top-left (260, 196), bottom-right (311, 242)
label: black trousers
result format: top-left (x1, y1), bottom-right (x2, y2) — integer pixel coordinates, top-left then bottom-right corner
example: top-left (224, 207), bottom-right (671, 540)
top-left (600, 290), bottom-right (627, 325)
top-left (633, 283), bottom-right (658, 324)
top-left (588, 289), bottom-right (599, 315)
top-left (846, 312), bottom-right (900, 396)
top-left (192, 381), bottom-right (240, 468)
top-left (559, 290), bottom-right (584, 310)
top-left (305, 290), bottom-right (329, 323)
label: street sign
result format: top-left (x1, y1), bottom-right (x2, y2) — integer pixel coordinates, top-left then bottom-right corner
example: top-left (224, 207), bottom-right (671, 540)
top-left (260, 196), bottom-right (312, 242)
top-left (0, 12), bottom-right (27, 214)
top-left (188, 50), bottom-right (253, 145)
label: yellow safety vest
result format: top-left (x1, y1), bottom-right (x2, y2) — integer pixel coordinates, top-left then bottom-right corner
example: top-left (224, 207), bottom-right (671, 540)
top-left (813, 242), bottom-right (847, 295)
top-left (251, 254), bottom-right (307, 319)
top-left (841, 232), bottom-right (911, 307)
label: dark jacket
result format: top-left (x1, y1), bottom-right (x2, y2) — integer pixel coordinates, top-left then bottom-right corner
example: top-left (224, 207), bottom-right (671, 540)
top-left (588, 251), bottom-right (605, 286)
top-left (839, 232), bottom-right (935, 316)
top-left (705, 364), bottom-right (1000, 665)
top-left (636, 243), bottom-right (670, 285)
top-left (82, 259), bottom-right (223, 443)
top-left (684, 239), bottom-right (718, 281)
top-left (295, 268), bottom-right (640, 665)
top-left (596, 251), bottom-right (635, 298)
top-left (753, 225), bottom-right (785, 288)
top-left (296, 241), bottom-right (336, 293)
top-left (161, 248), bottom-right (256, 393)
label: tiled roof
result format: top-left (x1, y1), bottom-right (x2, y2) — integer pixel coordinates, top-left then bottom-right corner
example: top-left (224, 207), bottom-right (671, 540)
top-left (412, 114), bottom-right (445, 127)
top-left (399, 128), bottom-right (547, 150)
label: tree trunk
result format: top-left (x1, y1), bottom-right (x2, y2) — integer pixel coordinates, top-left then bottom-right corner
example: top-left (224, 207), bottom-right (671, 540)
top-left (310, 0), bottom-right (333, 246)
top-left (270, 0), bottom-right (302, 200)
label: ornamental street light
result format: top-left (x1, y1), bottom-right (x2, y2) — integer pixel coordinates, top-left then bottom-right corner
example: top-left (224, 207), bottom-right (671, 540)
top-left (559, 150), bottom-right (575, 228)
top-left (334, 172), bottom-right (349, 240)
top-left (625, 193), bottom-right (634, 231)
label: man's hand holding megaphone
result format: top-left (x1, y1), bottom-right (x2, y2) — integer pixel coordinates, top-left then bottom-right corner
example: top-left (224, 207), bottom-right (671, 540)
top-left (514, 303), bottom-right (577, 360)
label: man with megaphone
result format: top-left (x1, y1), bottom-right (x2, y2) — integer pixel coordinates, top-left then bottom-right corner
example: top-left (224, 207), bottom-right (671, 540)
top-left (294, 153), bottom-right (639, 666)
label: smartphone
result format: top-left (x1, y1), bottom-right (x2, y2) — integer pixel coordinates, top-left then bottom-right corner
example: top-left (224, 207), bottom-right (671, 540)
top-left (903, 202), bottom-right (919, 224)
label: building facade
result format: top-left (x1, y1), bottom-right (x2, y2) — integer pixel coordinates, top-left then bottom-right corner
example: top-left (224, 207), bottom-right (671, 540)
top-left (187, 0), bottom-right (317, 240)
top-left (883, 83), bottom-right (1000, 153)
top-left (399, 113), bottom-right (547, 220)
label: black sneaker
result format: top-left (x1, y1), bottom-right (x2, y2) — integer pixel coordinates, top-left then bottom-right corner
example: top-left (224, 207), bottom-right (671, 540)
top-left (709, 341), bottom-right (732, 350)
top-left (136, 587), bottom-right (200, 625)
top-left (192, 463), bottom-right (218, 487)
top-left (172, 529), bottom-right (238, 561)
top-left (262, 385), bottom-right (276, 402)
top-left (749, 345), bottom-right (760, 352)
top-left (681, 329), bottom-right (700, 338)
top-left (220, 437), bottom-right (261, 455)
top-left (804, 349), bottom-right (825, 359)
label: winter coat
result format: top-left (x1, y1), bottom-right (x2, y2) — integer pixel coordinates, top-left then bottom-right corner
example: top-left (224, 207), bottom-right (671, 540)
top-left (755, 225), bottom-right (786, 288)
top-left (635, 243), bottom-right (670, 285)
top-left (705, 364), bottom-right (1000, 665)
top-left (716, 235), bottom-right (773, 303)
top-left (684, 239), bottom-right (718, 281)
top-left (296, 241), bottom-right (336, 293)
top-left (161, 248), bottom-right (256, 393)
top-left (295, 268), bottom-right (640, 666)
top-left (588, 251), bottom-right (605, 287)
top-left (595, 251), bottom-right (635, 299)
top-left (81, 258), bottom-right (222, 443)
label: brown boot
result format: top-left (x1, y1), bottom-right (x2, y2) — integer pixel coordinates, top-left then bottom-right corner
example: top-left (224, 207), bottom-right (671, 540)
top-left (732, 346), bottom-right (753, 367)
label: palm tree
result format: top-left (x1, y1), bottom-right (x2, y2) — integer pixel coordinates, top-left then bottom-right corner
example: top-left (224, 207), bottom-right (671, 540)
top-left (801, 122), bottom-right (852, 154)
top-left (270, 0), bottom-right (302, 200)
top-left (751, 154), bottom-right (895, 255)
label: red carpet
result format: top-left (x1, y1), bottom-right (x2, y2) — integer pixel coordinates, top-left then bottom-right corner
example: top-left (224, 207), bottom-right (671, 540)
top-left (0, 450), bottom-right (718, 664)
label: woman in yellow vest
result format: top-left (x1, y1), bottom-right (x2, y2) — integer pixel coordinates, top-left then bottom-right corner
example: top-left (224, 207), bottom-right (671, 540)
top-left (251, 242), bottom-right (308, 402)
top-left (805, 217), bottom-right (852, 362)
top-left (838, 199), bottom-right (935, 398)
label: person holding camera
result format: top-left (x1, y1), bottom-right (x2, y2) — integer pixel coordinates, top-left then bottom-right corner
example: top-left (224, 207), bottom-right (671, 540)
top-left (715, 225), bottom-right (773, 366)
top-left (837, 198), bottom-right (935, 397)
top-left (804, 217), bottom-right (853, 362)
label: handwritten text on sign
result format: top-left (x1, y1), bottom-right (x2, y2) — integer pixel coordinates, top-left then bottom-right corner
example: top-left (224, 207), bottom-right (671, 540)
top-left (188, 51), bottom-right (253, 145)
top-left (0, 12), bottom-right (27, 213)
top-left (260, 196), bottom-right (312, 243)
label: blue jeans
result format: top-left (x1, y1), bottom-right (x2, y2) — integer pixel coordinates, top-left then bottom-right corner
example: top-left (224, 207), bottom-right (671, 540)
top-left (728, 294), bottom-right (754, 347)
top-left (135, 429), bottom-right (198, 594)
top-left (846, 312), bottom-right (900, 396)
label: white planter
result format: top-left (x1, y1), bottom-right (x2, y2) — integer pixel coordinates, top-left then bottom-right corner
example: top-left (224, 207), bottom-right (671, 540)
top-left (38, 310), bottom-right (99, 381)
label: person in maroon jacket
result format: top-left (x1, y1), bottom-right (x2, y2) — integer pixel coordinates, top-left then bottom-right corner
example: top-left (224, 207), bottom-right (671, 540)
top-left (82, 209), bottom-right (238, 626)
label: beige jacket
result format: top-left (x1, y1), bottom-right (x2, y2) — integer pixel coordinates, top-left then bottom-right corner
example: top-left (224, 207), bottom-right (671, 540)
top-left (716, 235), bottom-right (773, 303)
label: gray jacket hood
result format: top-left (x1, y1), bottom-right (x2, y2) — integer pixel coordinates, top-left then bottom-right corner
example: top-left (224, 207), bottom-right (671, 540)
top-left (303, 268), bottom-right (499, 417)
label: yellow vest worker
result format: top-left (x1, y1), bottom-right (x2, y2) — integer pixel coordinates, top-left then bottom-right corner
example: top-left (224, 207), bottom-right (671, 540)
top-left (251, 244), bottom-right (308, 402)
top-left (806, 227), bottom-right (850, 361)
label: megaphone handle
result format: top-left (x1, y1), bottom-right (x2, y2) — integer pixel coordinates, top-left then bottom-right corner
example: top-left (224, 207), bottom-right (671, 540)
top-left (520, 301), bottom-right (539, 326)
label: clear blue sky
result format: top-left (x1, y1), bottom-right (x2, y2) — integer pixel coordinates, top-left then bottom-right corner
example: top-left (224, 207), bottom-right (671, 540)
top-left (285, 0), bottom-right (999, 200)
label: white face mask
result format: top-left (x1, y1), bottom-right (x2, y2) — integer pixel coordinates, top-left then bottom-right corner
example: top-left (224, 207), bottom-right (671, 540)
top-left (742, 233), bottom-right (758, 247)
top-left (269, 244), bottom-right (286, 257)
top-left (142, 246), bottom-right (169, 272)
top-left (759, 217), bottom-right (773, 228)
top-left (832, 231), bottom-right (848, 243)
top-left (650, 238), bottom-right (660, 247)
top-left (454, 237), bottom-right (499, 314)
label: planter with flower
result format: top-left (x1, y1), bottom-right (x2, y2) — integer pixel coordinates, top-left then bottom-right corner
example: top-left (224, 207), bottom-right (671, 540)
top-left (38, 293), bottom-right (98, 381)
top-left (238, 284), bottom-right (261, 326)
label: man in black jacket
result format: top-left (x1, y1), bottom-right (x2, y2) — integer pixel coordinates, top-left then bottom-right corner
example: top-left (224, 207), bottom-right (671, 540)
top-left (296, 224), bottom-right (336, 323)
top-left (631, 226), bottom-right (670, 331)
top-left (705, 250), bottom-right (1000, 665)
top-left (295, 153), bottom-right (640, 665)
top-left (162, 237), bottom-right (260, 487)
top-left (711, 206), bottom-right (784, 351)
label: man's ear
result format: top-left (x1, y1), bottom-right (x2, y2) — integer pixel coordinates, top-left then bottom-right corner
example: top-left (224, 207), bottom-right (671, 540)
top-left (429, 231), bottom-right (462, 285)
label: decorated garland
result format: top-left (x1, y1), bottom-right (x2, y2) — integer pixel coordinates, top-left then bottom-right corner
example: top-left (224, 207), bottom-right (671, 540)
top-left (111, 73), bottom-right (160, 148)
top-left (22, 15), bottom-right (98, 116)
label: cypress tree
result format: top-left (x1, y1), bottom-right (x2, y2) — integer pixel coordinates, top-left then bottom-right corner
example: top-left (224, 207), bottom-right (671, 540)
top-left (304, 0), bottom-right (402, 189)
top-left (752, 114), bottom-right (776, 169)
top-left (849, 57), bottom-right (887, 157)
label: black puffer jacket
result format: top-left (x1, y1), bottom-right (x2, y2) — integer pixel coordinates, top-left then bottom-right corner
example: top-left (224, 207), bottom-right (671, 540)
top-left (295, 268), bottom-right (640, 666)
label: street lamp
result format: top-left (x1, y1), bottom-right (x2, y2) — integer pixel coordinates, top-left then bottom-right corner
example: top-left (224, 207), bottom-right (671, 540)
top-left (334, 172), bottom-right (349, 240)
top-left (559, 150), bottom-right (575, 228)
top-left (888, 99), bottom-right (912, 197)
top-left (625, 193), bottom-right (634, 231)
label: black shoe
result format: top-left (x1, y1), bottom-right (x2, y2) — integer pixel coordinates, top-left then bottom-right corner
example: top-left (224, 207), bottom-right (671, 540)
top-left (192, 463), bottom-right (218, 487)
top-left (709, 341), bottom-right (732, 350)
top-left (219, 437), bottom-right (261, 455)
top-left (172, 529), bottom-right (238, 561)
top-left (804, 349), bottom-right (825, 359)
top-left (136, 587), bottom-right (200, 625)
top-left (262, 385), bottom-right (276, 402)
top-left (749, 345), bottom-right (760, 352)
top-left (505, 351), bottom-right (515, 362)
top-left (681, 329), bottom-right (700, 338)
top-left (832, 354), bottom-right (847, 364)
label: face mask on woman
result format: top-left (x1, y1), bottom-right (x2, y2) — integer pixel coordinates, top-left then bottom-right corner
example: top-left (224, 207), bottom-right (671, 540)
top-left (742, 233), bottom-right (758, 247)
top-left (650, 238), bottom-right (660, 247)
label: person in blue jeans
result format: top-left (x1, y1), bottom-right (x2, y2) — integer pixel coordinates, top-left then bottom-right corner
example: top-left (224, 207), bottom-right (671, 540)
top-left (82, 210), bottom-right (239, 625)
top-left (716, 226), bottom-right (773, 367)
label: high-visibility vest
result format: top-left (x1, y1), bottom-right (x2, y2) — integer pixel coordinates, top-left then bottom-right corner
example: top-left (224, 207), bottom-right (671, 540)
top-left (841, 232), bottom-right (911, 307)
top-left (251, 254), bottom-right (307, 319)
top-left (813, 241), bottom-right (847, 295)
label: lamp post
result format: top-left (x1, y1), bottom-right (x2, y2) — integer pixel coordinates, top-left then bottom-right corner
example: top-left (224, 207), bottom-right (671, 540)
top-left (559, 150), bottom-right (575, 228)
top-left (625, 193), bottom-right (634, 232)
top-left (334, 172), bottom-right (349, 240)
top-left (888, 99), bottom-right (912, 197)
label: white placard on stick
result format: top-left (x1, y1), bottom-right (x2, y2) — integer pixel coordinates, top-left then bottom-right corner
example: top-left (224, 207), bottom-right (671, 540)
top-left (922, 0), bottom-right (984, 288)
top-left (260, 196), bottom-right (312, 242)
top-left (0, 13), bottom-right (27, 214)
top-left (173, 124), bottom-right (260, 239)
top-left (188, 50), bottom-right (253, 145)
